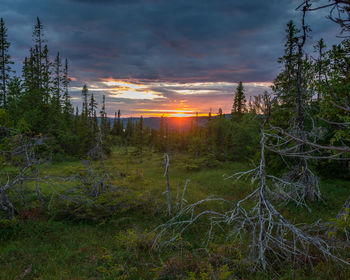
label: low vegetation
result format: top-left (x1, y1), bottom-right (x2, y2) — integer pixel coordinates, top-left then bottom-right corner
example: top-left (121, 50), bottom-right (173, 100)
top-left (0, 147), bottom-right (349, 279)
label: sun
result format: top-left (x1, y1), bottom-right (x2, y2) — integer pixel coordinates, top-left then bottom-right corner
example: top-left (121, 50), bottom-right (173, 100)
top-left (172, 112), bottom-right (192, 117)
top-left (138, 109), bottom-right (200, 117)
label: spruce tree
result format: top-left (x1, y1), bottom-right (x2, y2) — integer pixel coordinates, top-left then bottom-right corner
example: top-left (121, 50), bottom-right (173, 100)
top-left (6, 77), bottom-right (23, 123)
top-left (78, 85), bottom-right (91, 155)
top-left (89, 93), bottom-right (98, 148)
top-left (81, 84), bottom-right (89, 116)
top-left (314, 38), bottom-right (326, 102)
top-left (42, 45), bottom-right (51, 103)
top-left (88, 93), bottom-right (97, 118)
top-left (52, 52), bottom-right (62, 116)
top-left (116, 109), bottom-right (122, 135)
top-left (32, 17), bottom-right (44, 90)
top-left (112, 111), bottom-right (117, 136)
top-left (231, 81), bottom-right (246, 121)
top-left (273, 21), bottom-right (299, 105)
top-left (20, 18), bottom-right (50, 133)
top-left (100, 95), bottom-right (111, 154)
top-left (62, 59), bottom-right (73, 120)
top-left (125, 117), bottom-right (133, 146)
top-left (0, 18), bottom-right (13, 108)
top-left (111, 110), bottom-right (122, 137)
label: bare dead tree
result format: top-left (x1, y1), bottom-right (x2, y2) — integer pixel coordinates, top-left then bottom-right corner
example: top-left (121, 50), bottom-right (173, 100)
top-left (154, 105), bottom-right (349, 270)
top-left (0, 132), bottom-right (48, 219)
top-left (79, 128), bottom-right (111, 197)
top-left (298, 0), bottom-right (350, 36)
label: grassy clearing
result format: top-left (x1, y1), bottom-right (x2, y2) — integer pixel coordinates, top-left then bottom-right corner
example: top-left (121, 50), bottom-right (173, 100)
top-left (0, 147), bottom-right (349, 279)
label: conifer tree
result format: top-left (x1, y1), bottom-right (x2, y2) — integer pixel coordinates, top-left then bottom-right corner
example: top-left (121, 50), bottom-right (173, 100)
top-left (77, 85), bottom-right (92, 155)
top-left (32, 17), bottom-right (44, 90)
top-left (116, 109), bottom-right (122, 135)
top-left (52, 52), bottom-right (62, 114)
top-left (313, 38), bottom-right (326, 102)
top-left (81, 84), bottom-right (89, 116)
top-left (273, 21), bottom-right (299, 106)
top-left (42, 45), bottom-right (51, 103)
top-left (100, 95), bottom-right (111, 154)
top-left (88, 93), bottom-right (97, 118)
top-left (218, 108), bottom-right (223, 117)
top-left (89, 93), bottom-right (98, 148)
top-left (125, 117), bottom-right (134, 146)
top-left (0, 18), bottom-right (13, 108)
top-left (100, 95), bottom-right (107, 129)
top-left (62, 59), bottom-right (73, 119)
top-left (20, 18), bottom-right (50, 133)
top-left (112, 111), bottom-right (118, 136)
top-left (111, 109), bottom-right (122, 137)
top-left (6, 77), bottom-right (23, 123)
top-left (231, 81), bottom-right (246, 121)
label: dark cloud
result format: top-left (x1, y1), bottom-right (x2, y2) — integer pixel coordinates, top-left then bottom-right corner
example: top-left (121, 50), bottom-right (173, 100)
top-left (1, 0), bottom-right (341, 84)
top-left (70, 0), bottom-right (117, 3)
top-left (0, 0), bottom-right (342, 115)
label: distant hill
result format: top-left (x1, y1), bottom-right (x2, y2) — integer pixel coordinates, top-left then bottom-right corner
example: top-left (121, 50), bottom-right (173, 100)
top-left (102, 115), bottom-right (231, 131)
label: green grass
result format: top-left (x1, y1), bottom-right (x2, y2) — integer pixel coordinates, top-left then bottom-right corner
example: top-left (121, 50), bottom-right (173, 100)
top-left (0, 147), bottom-right (349, 279)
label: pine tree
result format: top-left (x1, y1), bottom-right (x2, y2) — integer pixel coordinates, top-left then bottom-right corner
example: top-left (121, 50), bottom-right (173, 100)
top-left (231, 81), bottom-right (246, 121)
top-left (112, 111), bottom-right (117, 136)
top-left (32, 17), bottom-right (44, 90)
top-left (89, 93), bottom-right (98, 148)
top-left (100, 95), bottom-right (111, 154)
top-left (62, 59), bottom-right (73, 119)
top-left (52, 52), bottom-right (62, 114)
top-left (125, 117), bottom-right (134, 145)
top-left (42, 45), bottom-right (51, 103)
top-left (314, 38), bottom-right (326, 102)
top-left (218, 108), bottom-right (223, 117)
top-left (111, 109), bottom-right (122, 137)
top-left (0, 18), bottom-right (13, 108)
top-left (77, 85), bottom-right (92, 155)
top-left (81, 84), bottom-right (88, 116)
top-left (273, 21), bottom-right (299, 105)
top-left (116, 109), bottom-right (122, 135)
top-left (6, 77), bottom-right (23, 124)
top-left (20, 18), bottom-right (51, 133)
top-left (88, 93), bottom-right (97, 118)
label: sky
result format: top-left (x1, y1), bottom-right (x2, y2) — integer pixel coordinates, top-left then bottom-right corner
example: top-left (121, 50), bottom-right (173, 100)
top-left (0, 0), bottom-right (342, 117)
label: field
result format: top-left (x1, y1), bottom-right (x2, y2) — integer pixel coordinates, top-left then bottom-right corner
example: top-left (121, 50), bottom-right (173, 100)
top-left (0, 147), bottom-right (349, 279)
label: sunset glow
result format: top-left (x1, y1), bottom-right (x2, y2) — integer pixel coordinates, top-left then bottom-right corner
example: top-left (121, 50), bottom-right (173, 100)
top-left (70, 78), bottom-right (273, 117)
top-left (136, 109), bottom-right (206, 117)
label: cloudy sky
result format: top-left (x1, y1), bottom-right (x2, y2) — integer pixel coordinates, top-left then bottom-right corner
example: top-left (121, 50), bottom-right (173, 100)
top-left (1, 0), bottom-right (342, 117)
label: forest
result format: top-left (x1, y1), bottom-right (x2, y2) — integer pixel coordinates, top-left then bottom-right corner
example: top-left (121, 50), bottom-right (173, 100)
top-left (0, 0), bottom-right (350, 279)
